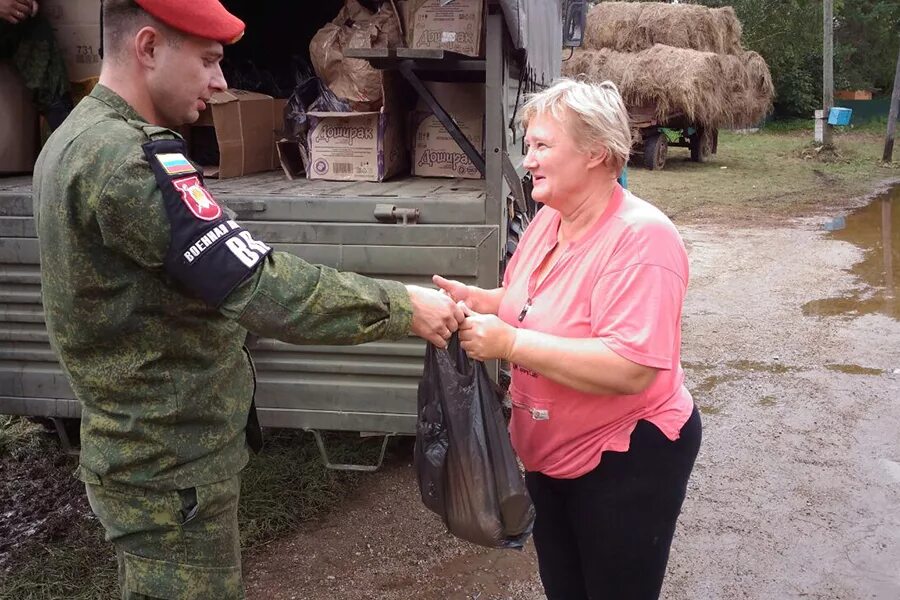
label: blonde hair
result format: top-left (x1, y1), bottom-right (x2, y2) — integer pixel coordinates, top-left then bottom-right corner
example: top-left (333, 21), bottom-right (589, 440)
top-left (520, 78), bottom-right (632, 174)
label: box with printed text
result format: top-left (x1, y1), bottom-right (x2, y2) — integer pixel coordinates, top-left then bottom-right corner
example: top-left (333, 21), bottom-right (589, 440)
top-left (410, 0), bottom-right (484, 58)
top-left (306, 75), bottom-right (408, 182)
top-left (412, 82), bottom-right (484, 179)
top-left (41, 0), bottom-right (102, 81)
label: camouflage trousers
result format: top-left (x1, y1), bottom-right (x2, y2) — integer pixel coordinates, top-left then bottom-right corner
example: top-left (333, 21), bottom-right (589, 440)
top-left (0, 15), bottom-right (70, 113)
top-left (85, 476), bottom-right (244, 600)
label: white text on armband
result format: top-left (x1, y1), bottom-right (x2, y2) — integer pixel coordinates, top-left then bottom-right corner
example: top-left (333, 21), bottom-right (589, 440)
top-left (183, 220), bottom-right (241, 263)
top-left (225, 230), bottom-right (272, 268)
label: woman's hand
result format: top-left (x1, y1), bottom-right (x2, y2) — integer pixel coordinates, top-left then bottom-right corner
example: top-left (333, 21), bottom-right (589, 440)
top-left (458, 303), bottom-right (517, 361)
top-left (432, 275), bottom-right (470, 304)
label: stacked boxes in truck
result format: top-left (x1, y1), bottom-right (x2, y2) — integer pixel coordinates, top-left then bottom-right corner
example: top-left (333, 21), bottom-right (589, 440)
top-left (0, 0), bottom-right (565, 464)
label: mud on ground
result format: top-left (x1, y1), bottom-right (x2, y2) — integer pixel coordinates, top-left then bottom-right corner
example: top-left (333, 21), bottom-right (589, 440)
top-left (0, 436), bottom-right (86, 572)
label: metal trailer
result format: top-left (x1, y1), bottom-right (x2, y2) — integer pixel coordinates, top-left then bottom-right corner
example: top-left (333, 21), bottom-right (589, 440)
top-left (629, 104), bottom-right (719, 170)
top-left (0, 0), bottom-right (578, 466)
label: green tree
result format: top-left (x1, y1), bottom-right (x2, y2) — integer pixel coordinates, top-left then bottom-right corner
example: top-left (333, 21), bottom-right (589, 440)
top-left (833, 1), bottom-right (900, 93)
top-left (702, 0), bottom-right (899, 116)
top-left (697, 0), bottom-right (821, 116)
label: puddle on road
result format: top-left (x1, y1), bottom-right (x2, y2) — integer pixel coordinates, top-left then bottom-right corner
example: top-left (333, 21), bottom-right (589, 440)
top-left (693, 374), bottom-right (738, 395)
top-left (688, 361), bottom-right (799, 397)
top-left (758, 395), bottom-right (777, 406)
top-left (727, 360), bottom-right (802, 374)
top-left (823, 363), bottom-right (885, 375)
top-left (803, 185), bottom-right (899, 320)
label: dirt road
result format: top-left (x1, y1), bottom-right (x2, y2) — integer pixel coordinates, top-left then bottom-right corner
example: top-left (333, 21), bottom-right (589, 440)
top-left (245, 185), bottom-right (900, 600)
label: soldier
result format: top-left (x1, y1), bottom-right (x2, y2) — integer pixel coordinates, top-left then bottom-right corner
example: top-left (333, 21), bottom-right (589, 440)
top-left (32, 0), bottom-right (464, 598)
top-left (0, 0), bottom-right (73, 129)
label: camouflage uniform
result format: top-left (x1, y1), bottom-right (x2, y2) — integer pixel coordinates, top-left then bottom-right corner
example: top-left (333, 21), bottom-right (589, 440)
top-left (0, 14), bottom-right (70, 115)
top-left (33, 84), bottom-right (413, 599)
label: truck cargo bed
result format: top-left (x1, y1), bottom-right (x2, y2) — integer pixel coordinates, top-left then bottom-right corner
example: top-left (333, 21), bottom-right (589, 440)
top-left (0, 172), bottom-right (498, 435)
top-left (2, 173), bottom-right (486, 222)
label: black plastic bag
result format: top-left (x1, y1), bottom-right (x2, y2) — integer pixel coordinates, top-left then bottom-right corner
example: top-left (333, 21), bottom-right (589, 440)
top-left (414, 334), bottom-right (535, 549)
top-left (284, 76), bottom-right (350, 140)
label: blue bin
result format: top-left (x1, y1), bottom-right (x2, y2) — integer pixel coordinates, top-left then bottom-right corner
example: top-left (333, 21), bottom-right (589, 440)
top-left (828, 107), bottom-right (852, 126)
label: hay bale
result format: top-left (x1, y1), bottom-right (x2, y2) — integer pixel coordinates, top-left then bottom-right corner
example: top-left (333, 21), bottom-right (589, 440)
top-left (584, 2), bottom-right (743, 55)
top-left (743, 50), bottom-right (775, 108)
top-left (562, 45), bottom-right (773, 128)
top-left (584, 2), bottom-right (645, 52)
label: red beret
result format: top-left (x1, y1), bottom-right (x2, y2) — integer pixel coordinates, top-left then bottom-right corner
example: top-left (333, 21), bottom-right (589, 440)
top-left (134, 0), bottom-right (245, 45)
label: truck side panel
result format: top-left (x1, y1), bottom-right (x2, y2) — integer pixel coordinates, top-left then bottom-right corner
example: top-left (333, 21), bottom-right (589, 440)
top-left (0, 190), bottom-right (499, 434)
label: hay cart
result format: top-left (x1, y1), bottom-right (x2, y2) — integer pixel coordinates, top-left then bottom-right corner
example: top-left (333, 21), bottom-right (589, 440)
top-left (630, 105), bottom-right (718, 170)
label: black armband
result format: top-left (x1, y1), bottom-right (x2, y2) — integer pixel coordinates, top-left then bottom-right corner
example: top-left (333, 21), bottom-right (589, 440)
top-left (142, 139), bottom-right (272, 306)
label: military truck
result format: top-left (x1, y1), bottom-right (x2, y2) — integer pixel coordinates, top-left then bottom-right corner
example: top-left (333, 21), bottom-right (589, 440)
top-left (0, 0), bottom-right (584, 467)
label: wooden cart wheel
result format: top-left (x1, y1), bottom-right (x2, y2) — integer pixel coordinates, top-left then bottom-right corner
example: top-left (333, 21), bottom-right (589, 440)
top-left (690, 127), bottom-right (715, 162)
top-left (643, 134), bottom-right (667, 170)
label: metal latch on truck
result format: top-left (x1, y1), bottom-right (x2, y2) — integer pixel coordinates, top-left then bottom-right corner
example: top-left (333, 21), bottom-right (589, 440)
top-left (374, 204), bottom-right (420, 225)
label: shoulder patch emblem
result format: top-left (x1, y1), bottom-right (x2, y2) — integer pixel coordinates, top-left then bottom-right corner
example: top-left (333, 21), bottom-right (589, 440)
top-left (172, 175), bottom-right (223, 221)
top-left (157, 152), bottom-right (196, 176)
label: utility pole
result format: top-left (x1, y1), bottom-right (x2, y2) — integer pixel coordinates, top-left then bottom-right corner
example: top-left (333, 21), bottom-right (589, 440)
top-left (821, 0), bottom-right (834, 145)
top-left (883, 44), bottom-right (900, 163)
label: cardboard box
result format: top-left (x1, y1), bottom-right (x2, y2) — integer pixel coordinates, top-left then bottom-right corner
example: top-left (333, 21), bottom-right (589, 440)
top-left (412, 82), bottom-right (484, 179)
top-left (410, 0), bottom-right (484, 57)
top-left (306, 111), bottom-right (406, 182)
top-left (41, 0), bottom-right (102, 82)
top-left (188, 90), bottom-right (283, 179)
top-left (0, 63), bottom-right (40, 174)
top-left (305, 76), bottom-right (408, 182)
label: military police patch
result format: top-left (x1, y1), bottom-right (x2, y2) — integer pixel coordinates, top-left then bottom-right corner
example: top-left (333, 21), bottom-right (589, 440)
top-left (172, 175), bottom-right (223, 221)
top-left (143, 138), bottom-right (272, 307)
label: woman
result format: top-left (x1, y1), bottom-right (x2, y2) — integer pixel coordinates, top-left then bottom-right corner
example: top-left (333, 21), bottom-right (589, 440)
top-left (434, 78), bottom-right (701, 600)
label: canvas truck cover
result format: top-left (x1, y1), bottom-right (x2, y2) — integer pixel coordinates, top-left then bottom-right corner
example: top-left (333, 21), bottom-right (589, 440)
top-left (498, 0), bottom-right (564, 86)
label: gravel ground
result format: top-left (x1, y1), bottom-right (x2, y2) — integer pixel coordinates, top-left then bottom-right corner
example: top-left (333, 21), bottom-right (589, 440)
top-left (244, 187), bottom-right (900, 600)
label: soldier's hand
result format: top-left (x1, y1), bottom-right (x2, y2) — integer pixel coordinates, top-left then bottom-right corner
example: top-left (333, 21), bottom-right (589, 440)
top-left (0, 0), bottom-right (32, 23)
top-left (406, 285), bottom-right (465, 349)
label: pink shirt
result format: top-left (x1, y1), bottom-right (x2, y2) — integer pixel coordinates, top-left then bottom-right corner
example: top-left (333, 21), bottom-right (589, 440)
top-left (499, 185), bottom-right (694, 479)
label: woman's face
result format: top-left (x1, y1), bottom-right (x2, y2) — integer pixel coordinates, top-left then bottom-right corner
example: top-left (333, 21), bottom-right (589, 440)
top-left (522, 111), bottom-right (602, 208)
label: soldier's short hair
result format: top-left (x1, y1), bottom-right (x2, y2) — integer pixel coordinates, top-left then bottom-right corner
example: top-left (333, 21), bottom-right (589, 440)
top-left (103, 0), bottom-right (182, 58)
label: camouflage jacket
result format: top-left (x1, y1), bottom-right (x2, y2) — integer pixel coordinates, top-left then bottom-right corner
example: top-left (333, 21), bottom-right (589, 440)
top-left (33, 85), bottom-right (413, 491)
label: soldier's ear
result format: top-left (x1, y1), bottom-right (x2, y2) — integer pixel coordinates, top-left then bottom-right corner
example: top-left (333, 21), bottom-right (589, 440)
top-left (134, 26), bottom-right (161, 68)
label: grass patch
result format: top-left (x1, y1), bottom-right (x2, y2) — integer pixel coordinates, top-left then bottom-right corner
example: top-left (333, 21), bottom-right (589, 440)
top-left (239, 429), bottom-right (390, 549)
top-left (846, 116), bottom-right (890, 134)
top-left (0, 420), bottom-right (391, 599)
top-left (628, 129), bottom-right (898, 224)
top-left (760, 118), bottom-right (812, 134)
top-left (760, 116), bottom-right (890, 136)
top-left (0, 415), bottom-right (46, 458)
top-left (0, 521), bottom-right (119, 600)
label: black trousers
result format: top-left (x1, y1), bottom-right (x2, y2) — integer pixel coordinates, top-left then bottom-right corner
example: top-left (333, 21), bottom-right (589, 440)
top-left (525, 406), bottom-right (702, 600)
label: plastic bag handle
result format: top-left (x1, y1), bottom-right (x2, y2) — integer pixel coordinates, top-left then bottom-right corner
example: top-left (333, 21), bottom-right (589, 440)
top-left (425, 332), bottom-right (474, 378)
